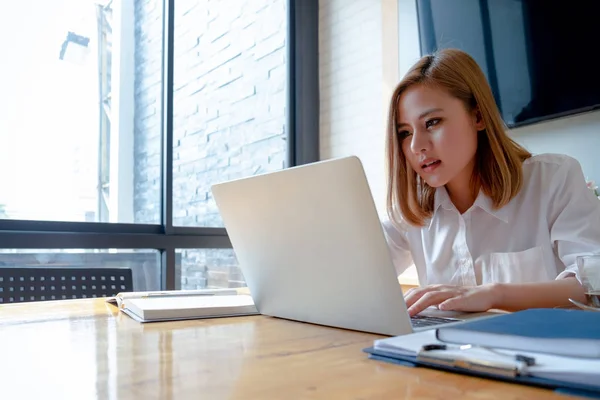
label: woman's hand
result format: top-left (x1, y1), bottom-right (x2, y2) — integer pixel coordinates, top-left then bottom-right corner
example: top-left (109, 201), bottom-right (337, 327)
top-left (404, 277), bottom-right (587, 316)
top-left (404, 284), bottom-right (501, 316)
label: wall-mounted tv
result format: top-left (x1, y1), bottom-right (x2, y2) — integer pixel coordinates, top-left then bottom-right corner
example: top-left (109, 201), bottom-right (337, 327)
top-left (416, 0), bottom-right (600, 128)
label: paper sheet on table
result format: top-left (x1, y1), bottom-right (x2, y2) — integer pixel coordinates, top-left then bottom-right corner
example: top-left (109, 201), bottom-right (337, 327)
top-left (374, 329), bottom-right (600, 385)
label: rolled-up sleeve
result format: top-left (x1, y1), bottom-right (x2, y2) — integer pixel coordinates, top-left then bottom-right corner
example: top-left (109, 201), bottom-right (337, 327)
top-left (381, 218), bottom-right (414, 277)
top-left (548, 156), bottom-right (600, 282)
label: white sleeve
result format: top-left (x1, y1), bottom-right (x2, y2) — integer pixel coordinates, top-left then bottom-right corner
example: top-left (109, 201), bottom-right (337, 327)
top-left (548, 156), bottom-right (600, 282)
top-left (381, 218), bottom-right (414, 277)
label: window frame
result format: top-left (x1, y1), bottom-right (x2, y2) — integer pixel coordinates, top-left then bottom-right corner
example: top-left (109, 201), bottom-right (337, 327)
top-left (0, 0), bottom-right (319, 290)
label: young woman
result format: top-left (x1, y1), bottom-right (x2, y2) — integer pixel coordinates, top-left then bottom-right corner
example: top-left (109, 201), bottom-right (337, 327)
top-left (383, 48), bottom-right (600, 317)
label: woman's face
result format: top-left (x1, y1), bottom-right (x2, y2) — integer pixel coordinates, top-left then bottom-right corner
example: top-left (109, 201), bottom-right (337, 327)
top-left (397, 84), bottom-right (484, 190)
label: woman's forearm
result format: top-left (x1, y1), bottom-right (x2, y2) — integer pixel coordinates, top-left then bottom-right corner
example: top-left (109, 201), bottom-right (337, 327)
top-left (492, 277), bottom-right (587, 311)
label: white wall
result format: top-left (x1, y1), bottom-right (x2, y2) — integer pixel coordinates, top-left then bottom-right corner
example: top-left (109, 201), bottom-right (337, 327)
top-left (511, 110), bottom-right (600, 182)
top-left (319, 0), bottom-right (417, 284)
top-left (318, 0), bottom-right (390, 215)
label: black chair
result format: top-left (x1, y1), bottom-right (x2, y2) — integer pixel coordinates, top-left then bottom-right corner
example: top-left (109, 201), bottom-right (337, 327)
top-left (0, 267), bottom-right (133, 304)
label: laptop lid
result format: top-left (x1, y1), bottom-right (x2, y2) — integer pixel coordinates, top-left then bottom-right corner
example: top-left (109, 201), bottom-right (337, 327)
top-left (211, 156), bottom-right (414, 336)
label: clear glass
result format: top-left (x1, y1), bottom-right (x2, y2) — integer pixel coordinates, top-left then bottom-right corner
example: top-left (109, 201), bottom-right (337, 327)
top-left (172, 0), bottom-right (288, 227)
top-left (576, 255), bottom-right (600, 307)
top-left (0, 249), bottom-right (160, 292)
top-left (0, 0), bottom-right (162, 224)
top-left (177, 248), bottom-right (245, 290)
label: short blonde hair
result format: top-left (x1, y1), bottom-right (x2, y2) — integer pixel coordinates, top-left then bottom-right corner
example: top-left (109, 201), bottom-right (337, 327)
top-left (386, 48), bottom-right (531, 227)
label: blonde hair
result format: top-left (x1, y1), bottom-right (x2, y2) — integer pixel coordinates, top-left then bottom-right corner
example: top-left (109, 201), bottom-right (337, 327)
top-left (386, 48), bottom-right (531, 227)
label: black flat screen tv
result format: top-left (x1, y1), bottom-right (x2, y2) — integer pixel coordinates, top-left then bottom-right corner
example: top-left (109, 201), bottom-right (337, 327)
top-left (416, 0), bottom-right (600, 128)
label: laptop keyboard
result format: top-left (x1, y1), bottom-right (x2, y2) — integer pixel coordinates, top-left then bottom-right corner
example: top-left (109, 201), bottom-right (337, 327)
top-left (410, 315), bottom-right (460, 328)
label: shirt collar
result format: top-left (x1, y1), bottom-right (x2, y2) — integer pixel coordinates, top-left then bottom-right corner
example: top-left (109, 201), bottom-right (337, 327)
top-left (429, 187), bottom-right (453, 230)
top-left (429, 187), bottom-right (509, 229)
top-left (433, 186), bottom-right (453, 212)
top-left (473, 190), bottom-right (510, 223)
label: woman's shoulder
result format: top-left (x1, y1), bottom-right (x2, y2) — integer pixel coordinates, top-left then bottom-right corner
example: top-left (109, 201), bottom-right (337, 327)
top-left (382, 216), bottom-right (408, 234)
top-left (523, 152), bottom-right (579, 167)
top-left (522, 153), bottom-right (583, 177)
top-left (522, 153), bottom-right (588, 195)
top-left (381, 214), bottom-right (416, 241)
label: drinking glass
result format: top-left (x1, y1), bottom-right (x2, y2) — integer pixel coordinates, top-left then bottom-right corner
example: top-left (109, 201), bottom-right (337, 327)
top-left (576, 255), bottom-right (600, 308)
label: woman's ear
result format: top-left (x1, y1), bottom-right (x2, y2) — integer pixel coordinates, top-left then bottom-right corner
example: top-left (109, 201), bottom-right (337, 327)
top-left (473, 107), bottom-right (486, 131)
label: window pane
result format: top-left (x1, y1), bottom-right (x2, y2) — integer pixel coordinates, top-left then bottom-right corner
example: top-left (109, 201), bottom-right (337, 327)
top-left (0, 249), bottom-right (160, 297)
top-left (172, 0), bottom-right (288, 227)
top-left (0, 0), bottom-right (162, 224)
top-left (177, 248), bottom-right (245, 290)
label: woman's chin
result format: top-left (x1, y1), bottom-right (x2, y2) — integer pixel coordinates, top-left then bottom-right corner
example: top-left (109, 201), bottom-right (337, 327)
top-left (421, 177), bottom-right (447, 188)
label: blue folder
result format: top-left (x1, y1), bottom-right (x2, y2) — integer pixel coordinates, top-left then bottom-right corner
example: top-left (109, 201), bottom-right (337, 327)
top-left (434, 308), bottom-right (600, 358)
top-left (363, 346), bottom-right (600, 399)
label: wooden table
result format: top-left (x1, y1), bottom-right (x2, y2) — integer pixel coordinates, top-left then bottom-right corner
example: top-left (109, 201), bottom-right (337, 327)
top-left (0, 299), bottom-right (580, 400)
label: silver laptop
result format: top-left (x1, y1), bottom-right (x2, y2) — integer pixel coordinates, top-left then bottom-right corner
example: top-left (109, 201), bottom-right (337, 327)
top-left (211, 156), bottom-right (495, 336)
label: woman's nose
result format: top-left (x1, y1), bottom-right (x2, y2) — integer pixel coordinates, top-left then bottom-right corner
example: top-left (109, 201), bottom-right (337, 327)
top-left (409, 129), bottom-right (430, 154)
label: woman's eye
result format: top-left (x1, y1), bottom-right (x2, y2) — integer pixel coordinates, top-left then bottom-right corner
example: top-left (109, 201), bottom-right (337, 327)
top-left (398, 130), bottom-right (412, 139)
top-left (426, 118), bottom-right (441, 129)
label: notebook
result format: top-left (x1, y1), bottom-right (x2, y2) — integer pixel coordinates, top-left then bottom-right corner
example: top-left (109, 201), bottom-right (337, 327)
top-left (106, 288), bottom-right (239, 309)
top-left (435, 308), bottom-right (600, 359)
top-left (106, 289), bottom-right (259, 322)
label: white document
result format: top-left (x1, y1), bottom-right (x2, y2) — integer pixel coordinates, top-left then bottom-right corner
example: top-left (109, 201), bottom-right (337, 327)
top-left (374, 330), bottom-right (600, 386)
top-left (105, 288), bottom-right (239, 309)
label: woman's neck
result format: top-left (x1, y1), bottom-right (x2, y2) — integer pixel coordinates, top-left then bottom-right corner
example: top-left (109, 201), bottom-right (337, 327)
top-left (446, 187), bottom-right (477, 214)
top-left (445, 163), bottom-right (478, 214)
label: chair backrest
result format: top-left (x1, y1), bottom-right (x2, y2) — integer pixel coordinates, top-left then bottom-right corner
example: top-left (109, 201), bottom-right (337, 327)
top-left (0, 267), bottom-right (134, 304)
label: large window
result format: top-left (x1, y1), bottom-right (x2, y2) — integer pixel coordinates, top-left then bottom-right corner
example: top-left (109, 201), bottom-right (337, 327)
top-left (0, 0), bottom-right (318, 291)
top-left (0, 0), bottom-right (164, 224)
top-left (176, 249), bottom-right (239, 290)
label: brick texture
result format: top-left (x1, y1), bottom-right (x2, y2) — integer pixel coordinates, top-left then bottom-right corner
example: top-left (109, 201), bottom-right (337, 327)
top-left (133, 0), bottom-right (287, 289)
top-left (134, 0), bottom-right (163, 225)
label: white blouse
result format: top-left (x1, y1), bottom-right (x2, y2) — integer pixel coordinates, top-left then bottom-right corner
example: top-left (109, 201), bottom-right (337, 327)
top-left (382, 153), bottom-right (600, 286)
